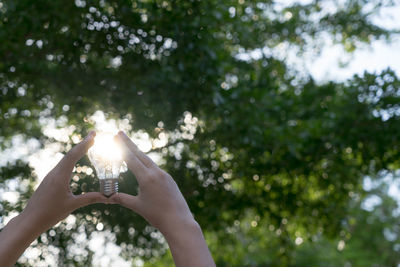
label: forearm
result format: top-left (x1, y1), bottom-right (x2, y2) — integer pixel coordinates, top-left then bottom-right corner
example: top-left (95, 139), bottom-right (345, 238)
top-left (0, 211), bottom-right (42, 266)
top-left (161, 219), bottom-right (215, 267)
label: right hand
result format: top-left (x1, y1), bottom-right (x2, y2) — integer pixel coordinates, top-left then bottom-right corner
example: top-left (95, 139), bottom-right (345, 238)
top-left (110, 131), bottom-right (195, 234)
top-left (111, 131), bottom-right (215, 267)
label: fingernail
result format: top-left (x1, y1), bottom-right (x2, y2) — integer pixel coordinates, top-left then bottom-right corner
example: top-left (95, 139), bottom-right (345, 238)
top-left (118, 131), bottom-right (125, 136)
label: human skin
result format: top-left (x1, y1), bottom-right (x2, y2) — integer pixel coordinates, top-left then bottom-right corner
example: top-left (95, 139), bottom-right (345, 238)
top-left (0, 130), bottom-right (215, 267)
top-left (0, 131), bottom-right (113, 266)
top-left (110, 131), bottom-right (215, 267)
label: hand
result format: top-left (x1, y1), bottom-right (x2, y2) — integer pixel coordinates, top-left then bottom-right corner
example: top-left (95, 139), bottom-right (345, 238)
top-left (110, 131), bottom-right (193, 233)
top-left (0, 131), bottom-right (112, 266)
top-left (110, 131), bottom-right (215, 267)
top-left (22, 131), bottom-right (112, 231)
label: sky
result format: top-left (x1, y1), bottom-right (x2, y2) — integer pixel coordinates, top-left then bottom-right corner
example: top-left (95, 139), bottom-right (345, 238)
top-left (308, 4), bottom-right (400, 82)
top-left (308, 37), bottom-right (400, 83)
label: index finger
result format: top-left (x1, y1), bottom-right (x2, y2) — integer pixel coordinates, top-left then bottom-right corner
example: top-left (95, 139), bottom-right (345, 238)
top-left (58, 131), bottom-right (96, 171)
top-left (116, 131), bottom-right (157, 169)
top-left (115, 135), bottom-right (149, 183)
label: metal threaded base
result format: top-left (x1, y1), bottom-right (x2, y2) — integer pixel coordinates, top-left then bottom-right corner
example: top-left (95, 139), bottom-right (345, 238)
top-left (100, 179), bottom-right (118, 197)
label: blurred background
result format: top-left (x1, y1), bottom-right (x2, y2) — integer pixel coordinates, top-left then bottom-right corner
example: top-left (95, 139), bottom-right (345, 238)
top-left (1, 0), bottom-right (400, 266)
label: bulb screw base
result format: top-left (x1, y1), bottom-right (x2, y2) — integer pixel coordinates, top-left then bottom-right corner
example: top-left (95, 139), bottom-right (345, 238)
top-left (100, 179), bottom-right (118, 196)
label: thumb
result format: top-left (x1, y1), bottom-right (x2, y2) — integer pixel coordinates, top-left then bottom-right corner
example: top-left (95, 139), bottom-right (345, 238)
top-left (73, 192), bottom-right (113, 209)
top-left (109, 193), bottom-right (142, 213)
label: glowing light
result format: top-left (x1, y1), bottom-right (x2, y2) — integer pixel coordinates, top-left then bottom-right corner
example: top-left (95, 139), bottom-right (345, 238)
top-left (88, 132), bottom-right (124, 180)
top-left (89, 133), bottom-right (122, 163)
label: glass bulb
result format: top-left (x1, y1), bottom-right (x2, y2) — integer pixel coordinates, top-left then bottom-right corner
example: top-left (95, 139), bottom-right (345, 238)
top-left (88, 132), bottom-right (123, 196)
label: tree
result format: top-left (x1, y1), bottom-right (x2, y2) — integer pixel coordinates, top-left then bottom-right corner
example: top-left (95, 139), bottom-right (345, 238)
top-left (1, 0), bottom-right (399, 265)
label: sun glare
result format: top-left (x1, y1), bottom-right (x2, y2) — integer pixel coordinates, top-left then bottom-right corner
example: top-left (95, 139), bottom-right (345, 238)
top-left (90, 133), bottom-right (122, 161)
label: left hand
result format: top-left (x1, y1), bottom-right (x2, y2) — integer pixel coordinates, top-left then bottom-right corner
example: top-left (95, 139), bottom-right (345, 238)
top-left (22, 131), bottom-right (113, 231)
top-left (0, 131), bottom-right (113, 266)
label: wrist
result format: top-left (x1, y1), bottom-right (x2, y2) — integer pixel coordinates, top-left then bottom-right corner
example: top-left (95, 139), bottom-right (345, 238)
top-left (160, 217), bottom-right (203, 246)
top-left (158, 217), bottom-right (215, 267)
top-left (159, 215), bottom-right (200, 237)
top-left (14, 211), bottom-right (43, 241)
top-left (0, 212), bottom-right (41, 266)
top-left (13, 209), bottom-right (50, 246)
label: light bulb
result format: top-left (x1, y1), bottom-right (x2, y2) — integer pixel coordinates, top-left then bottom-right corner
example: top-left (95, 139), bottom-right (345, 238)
top-left (88, 132), bottom-right (124, 196)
